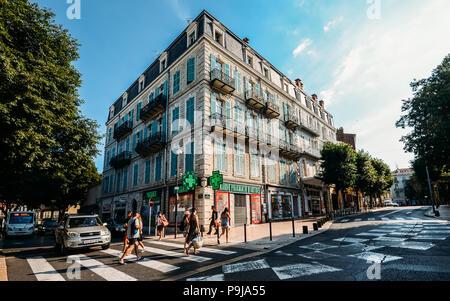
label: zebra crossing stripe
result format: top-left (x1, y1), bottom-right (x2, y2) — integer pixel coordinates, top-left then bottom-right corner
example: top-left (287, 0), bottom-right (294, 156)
top-left (27, 257), bottom-right (65, 281)
top-left (101, 249), bottom-right (179, 273)
top-left (395, 218), bottom-right (406, 220)
top-left (187, 274), bottom-right (225, 281)
top-left (143, 244), bottom-right (211, 263)
top-left (148, 240), bottom-right (236, 255)
top-left (71, 255), bottom-right (137, 281)
top-left (368, 218), bottom-right (375, 221)
top-left (381, 218), bottom-right (390, 221)
top-left (340, 219), bottom-right (350, 223)
top-left (354, 219), bottom-right (362, 222)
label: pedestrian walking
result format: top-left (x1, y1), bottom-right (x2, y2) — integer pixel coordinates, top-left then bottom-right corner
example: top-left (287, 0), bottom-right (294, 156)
top-left (219, 208), bottom-right (231, 244)
top-left (180, 211), bottom-right (190, 252)
top-left (119, 211), bottom-right (142, 265)
top-left (185, 208), bottom-right (200, 256)
top-left (156, 212), bottom-right (168, 241)
top-left (206, 205), bottom-right (218, 235)
top-left (121, 211), bottom-right (132, 253)
top-left (136, 213), bottom-right (146, 252)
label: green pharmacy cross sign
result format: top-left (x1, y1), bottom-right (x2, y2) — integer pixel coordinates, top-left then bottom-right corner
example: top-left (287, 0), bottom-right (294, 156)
top-left (182, 172), bottom-right (199, 191)
top-left (208, 171), bottom-right (223, 190)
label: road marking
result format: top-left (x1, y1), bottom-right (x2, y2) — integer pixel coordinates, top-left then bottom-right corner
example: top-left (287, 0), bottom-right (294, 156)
top-left (272, 262), bottom-right (342, 280)
top-left (354, 218), bottom-right (362, 222)
top-left (368, 218), bottom-right (375, 221)
top-left (222, 259), bottom-right (270, 274)
top-left (143, 244), bottom-right (211, 263)
top-left (333, 237), bottom-right (369, 244)
top-left (422, 230), bottom-right (450, 234)
top-left (356, 232), bottom-right (387, 237)
top-left (27, 257), bottom-right (65, 281)
top-left (72, 255), bottom-right (136, 281)
top-left (147, 240), bottom-right (236, 255)
top-left (101, 249), bottom-right (179, 273)
top-left (411, 235), bottom-right (448, 241)
top-left (275, 250), bottom-right (294, 256)
top-left (369, 229), bottom-right (394, 233)
top-left (298, 251), bottom-right (338, 260)
top-left (384, 264), bottom-right (450, 274)
top-left (391, 241), bottom-right (435, 250)
top-left (187, 274), bottom-right (225, 281)
top-left (372, 236), bottom-right (407, 242)
top-left (349, 252), bottom-right (402, 263)
top-left (395, 218), bottom-right (406, 220)
top-left (299, 243), bottom-right (337, 251)
top-left (340, 219), bottom-right (350, 223)
top-left (381, 218), bottom-right (390, 221)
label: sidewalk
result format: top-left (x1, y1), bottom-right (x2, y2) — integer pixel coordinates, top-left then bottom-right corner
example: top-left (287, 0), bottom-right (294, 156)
top-left (425, 205), bottom-right (450, 220)
top-left (0, 256), bottom-right (7, 281)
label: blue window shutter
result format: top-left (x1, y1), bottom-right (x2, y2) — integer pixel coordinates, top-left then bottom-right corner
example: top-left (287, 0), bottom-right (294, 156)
top-left (171, 151), bottom-right (177, 177)
top-left (172, 107), bottom-right (179, 135)
top-left (210, 54), bottom-right (216, 71)
top-left (187, 58), bottom-right (195, 83)
top-left (255, 83), bottom-right (259, 96)
top-left (185, 142), bottom-right (194, 173)
top-left (140, 130), bottom-right (143, 143)
top-left (126, 138), bottom-right (130, 152)
top-left (186, 97), bottom-right (194, 125)
top-left (163, 80), bottom-right (168, 96)
top-left (155, 156), bottom-right (162, 181)
top-left (130, 109), bottom-right (134, 123)
top-left (137, 103), bottom-right (141, 121)
top-left (144, 127), bottom-right (147, 139)
top-left (155, 87), bottom-right (159, 96)
top-left (151, 121), bottom-right (157, 136)
top-left (149, 93), bottom-right (154, 102)
top-left (132, 134), bottom-right (136, 154)
top-left (123, 168), bottom-right (128, 190)
top-left (145, 160), bottom-right (150, 184)
top-left (162, 113), bottom-right (167, 140)
top-left (210, 93), bottom-right (216, 115)
top-left (225, 101), bottom-right (231, 119)
top-left (133, 164), bottom-right (138, 186)
top-left (225, 64), bottom-right (230, 78)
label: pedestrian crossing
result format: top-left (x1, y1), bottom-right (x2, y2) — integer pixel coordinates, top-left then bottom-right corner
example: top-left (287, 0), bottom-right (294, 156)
top-left (18, 239), bottom-right (243, 281)
top-left (337, 216), bottom-right (433, 223)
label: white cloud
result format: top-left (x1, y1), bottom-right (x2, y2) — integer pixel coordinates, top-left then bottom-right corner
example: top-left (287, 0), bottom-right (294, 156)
top-left (293, 38), bottom-right (312, 57)
top-left (324, 17), bottom-right (344, 32)
top-left (318, 0), bottom-right (450, 169)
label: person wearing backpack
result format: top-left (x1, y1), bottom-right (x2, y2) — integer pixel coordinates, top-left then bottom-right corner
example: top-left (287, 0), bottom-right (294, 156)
top-left (119, 211), bottom-right (142, 265)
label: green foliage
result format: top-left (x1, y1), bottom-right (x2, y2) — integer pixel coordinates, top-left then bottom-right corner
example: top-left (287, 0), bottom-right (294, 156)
top-left (0, 0), bottom-right (101, 210)
top-left (355, 150), bottom-right (377, 197)
top-left (396, 54), bottom-right (450, 174)
top-left (320, 142), bottom-right (357, 191)
top-left (370, 158), bottom-right (394, 198)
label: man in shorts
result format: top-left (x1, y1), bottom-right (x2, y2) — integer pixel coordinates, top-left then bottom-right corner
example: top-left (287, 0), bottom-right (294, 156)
top-left (119, 211), bottom-right (142, 265)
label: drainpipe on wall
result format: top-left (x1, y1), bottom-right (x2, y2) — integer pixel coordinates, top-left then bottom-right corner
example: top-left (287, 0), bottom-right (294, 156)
top-left (163, 70), bottom-right (171, 216)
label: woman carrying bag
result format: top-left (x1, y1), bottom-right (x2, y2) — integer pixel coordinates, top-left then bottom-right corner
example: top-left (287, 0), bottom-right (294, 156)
top-left (185, 208), bottom-right (202, 256)
top-left (156, 212), bottom-right (168, 241)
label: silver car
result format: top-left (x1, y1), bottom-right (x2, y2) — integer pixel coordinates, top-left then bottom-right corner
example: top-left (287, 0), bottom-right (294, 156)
top-left (54, 214), bottom-right (111, 255)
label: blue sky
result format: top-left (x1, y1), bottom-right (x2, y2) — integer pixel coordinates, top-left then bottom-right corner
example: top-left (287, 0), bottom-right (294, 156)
top-left (33, 0), bottom-right (450, 173)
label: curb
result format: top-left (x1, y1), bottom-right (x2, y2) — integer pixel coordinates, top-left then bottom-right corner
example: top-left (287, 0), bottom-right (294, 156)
top-left (0, 256), bottom-right (7, 282)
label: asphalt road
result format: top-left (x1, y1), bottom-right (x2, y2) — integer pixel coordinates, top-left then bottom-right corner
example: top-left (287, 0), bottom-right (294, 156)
top-left (183, 206), bottom-right (450, 281)
top-left (1, 206), bottom-right (448, 281)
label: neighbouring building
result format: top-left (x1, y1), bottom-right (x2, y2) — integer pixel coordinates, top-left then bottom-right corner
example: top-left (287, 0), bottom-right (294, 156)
top-left (79, 183), bottom-right (102, 215)
top-left (391, 168), bottom-right (414, 205)
top-left (99, 10), bottom-right (337, 231)
top-left (336, 127), bottom-right (356, 150)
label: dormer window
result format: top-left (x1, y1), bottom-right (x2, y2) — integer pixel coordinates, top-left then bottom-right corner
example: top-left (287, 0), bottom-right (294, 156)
top-left (161, 59), bottom-right (166, 71)
top-left (138, 76), bottom-right (145, 93)
top-left (263, 68), bottom-right (269, 79)
top-left (214, 30), bottom-right (224, 46)
top-left (247, 55), bottom-right (253, 67)
top-left (159, 52), bottom-right (168, 73)
top-left (186, 21), bottom-right (198, 47)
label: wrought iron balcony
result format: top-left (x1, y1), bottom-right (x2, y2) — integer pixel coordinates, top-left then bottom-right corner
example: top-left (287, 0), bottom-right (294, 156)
top-left (299, 120), bottom-right (320, 137)
top-left (135, 132), bottom-right (166, 157)
top-left (263, 101), bottom-right (280, 119)
top-left (113, 120), bottom-right (133, 141)
top-left (245, 126), bottom-right (258, 143)
top-left (140, 94), bottom-right (166, 122)
top-left (233, 121), bottom-right (246, 139)
top-left (109, 151), bottom-right (132, 169)
top-left (285, 114), bottom-right (300, 130)
top-left (245, 89), bottom-right (266, 112)
top-left (279, 141), bottom-right (301, 160)
top-left (301, 147), bottom-right (321, 160)
top-left (210, 68), bottom-right (236, 95)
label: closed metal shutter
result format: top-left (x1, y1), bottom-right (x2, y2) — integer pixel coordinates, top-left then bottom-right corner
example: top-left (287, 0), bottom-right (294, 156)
top-left (234, 195), bottom-right (247, 226)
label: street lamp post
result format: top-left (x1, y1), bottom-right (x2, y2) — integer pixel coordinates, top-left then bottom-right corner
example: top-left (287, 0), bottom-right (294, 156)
top-left (174, 149), bottom-right (183, 239)
top-left (426, 166), bottom-right (436, 214)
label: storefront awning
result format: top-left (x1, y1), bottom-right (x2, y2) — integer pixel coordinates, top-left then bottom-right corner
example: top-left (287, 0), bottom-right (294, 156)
top-left (302, 177), bottom-right (325, 187)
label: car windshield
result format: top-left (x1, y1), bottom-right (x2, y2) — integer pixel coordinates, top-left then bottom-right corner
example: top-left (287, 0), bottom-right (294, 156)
top-left (68, 217), bottom-right (102, 228)
top-left (43, 221), bottom-right (58, 226)
top-left (9, 214), bottom-right (33, 224)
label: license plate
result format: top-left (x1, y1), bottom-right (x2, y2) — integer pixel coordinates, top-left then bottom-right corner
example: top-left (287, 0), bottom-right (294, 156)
top-left (83, 239), bottom-right (99, 244)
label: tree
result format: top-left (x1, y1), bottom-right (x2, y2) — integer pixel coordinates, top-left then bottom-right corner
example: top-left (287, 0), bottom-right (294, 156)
top-left (369, 159), bottom-right (394, 207)
top-left (0, 0), bottom-right (101, 212)
top-left (396, 54), bottom-right (450, 175)
top-left (320, 142), bottom-right (358, 209)
top-left (355, 151), bottom-right (377, 208)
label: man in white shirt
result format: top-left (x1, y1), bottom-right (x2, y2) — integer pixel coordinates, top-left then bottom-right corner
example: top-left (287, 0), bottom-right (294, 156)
top-left (119, 211), bottom-right (142, 265)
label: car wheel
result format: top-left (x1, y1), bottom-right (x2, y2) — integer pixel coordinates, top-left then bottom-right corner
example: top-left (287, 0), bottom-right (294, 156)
top-left (101, 244), bottom-right (110, 250)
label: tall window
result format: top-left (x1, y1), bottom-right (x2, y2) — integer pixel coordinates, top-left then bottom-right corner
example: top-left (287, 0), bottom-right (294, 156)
top-left (267, 155), bottom-right (276, 181)
top-left (145, 160), bottom-right (151, 184)
top-left (234, 145), bottom-right (244, 175)
top-left (116, 170), bottom-right (121, 192)
top-left (280, 161), bottom-right (287, 184)
top-left (216, 140), bottom-right (227, 172)
top-left (155, 155), bottom-right (162, 181)
top-left (172, 107), bottom-right (179, 135)
top-left (185, 142), bottom-right (194, 173)
top-left (186, 97), bottom-right (195, 126)
top-left (170, 150), bottom-right (178, 177)
top-left (123, 168), bottom-right (128, 190)
top-left (187, 58), bottom-right (195, 84)
top-left (250, 149), bottom-right (259, 177)
top-left (173, 71), bottom-right (180, 94)
top-left (133, 164), bottom-right (139, 187)
top-left (137, 103), bottom-right (142, 121)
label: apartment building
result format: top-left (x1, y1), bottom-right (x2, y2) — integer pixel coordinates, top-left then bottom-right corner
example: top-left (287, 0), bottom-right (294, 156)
top-left (100, 10), bottom-right (337, 230)
top-left (390, 168), bottom-right (414, 205)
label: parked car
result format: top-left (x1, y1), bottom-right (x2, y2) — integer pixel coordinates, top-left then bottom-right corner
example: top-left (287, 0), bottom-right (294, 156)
top-left (3, 211), bottom-right (37, 238)
top-left (54, 214), bottom-right (111, 255)
top-left (38, 220), bottom-right (59, 235)
top-left (392, 202), bottom-right (399, 207)
top-left (384, 200), bottom-right (394, 207)
top-left (105, 218), bottom-right (127, 237)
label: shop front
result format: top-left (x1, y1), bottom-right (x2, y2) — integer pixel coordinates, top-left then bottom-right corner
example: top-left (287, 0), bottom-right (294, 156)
top-left (268, 187), bottom-right (302, 220)
top-left (216, 183), bottom-right (262, 226)
top-left (168, 186), bottom-right (194, 225)
top-left (100, 199), bottom-right (112, 220)
top-left (142, 189), bottom-right (163, 234)
top-left (303, 177), bottom-right (327, 216)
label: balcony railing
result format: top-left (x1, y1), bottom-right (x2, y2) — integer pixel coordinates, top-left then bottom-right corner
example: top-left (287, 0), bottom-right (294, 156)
top-left (210, 68), bottom-right (236, 95)
top-left (279, 141), bottom-right (301, 160)
top-left (109, 151), bottom-right (132, 169)
top-left (245, 126), bottom-right (258, 143)
top-left (301, 147), bottom-right (321, 160)
top-left (233, 120), bottom-right (246, 138)
top-left (299, 120), bottom-right (320, 137)
top-left (245, 89), bottom-right (266, 112)
top-left (140, 94), bottom-right (166, 122)
top-left (285, 115), bottom-right (300, 130)
top-left (263, 101), bottom-right (280, 119)
top-left (135, 132), bottom-right (166, 157)
top-left (113, 120), bottom-right (133, 141)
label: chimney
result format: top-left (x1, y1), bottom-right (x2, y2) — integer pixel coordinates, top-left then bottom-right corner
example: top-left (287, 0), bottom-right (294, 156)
top-left (243, 37), bottom-right (249, 44)
top-left (295, 78), bottom-right (303, 90)
top-left (319, 100), bottom-right (324, 108)
top-left (312, 94), bottom-right (318, 103)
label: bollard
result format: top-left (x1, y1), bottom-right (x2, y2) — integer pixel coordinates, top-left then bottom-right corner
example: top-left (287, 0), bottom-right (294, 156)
top-left (244, 224), bottom-right (247, 243)
top-left (317, 220), bottom-right (322, 228)
top-left (303, 225), bottom-right (308, 234)
top-left (313, 223), bottom-right (318, 231)
top-left (292, 217), bottom-right (295, 238)
top-left (269, 219), bottom-right (273, 241)
top-left (217, 224), bottom-right (220, 245)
